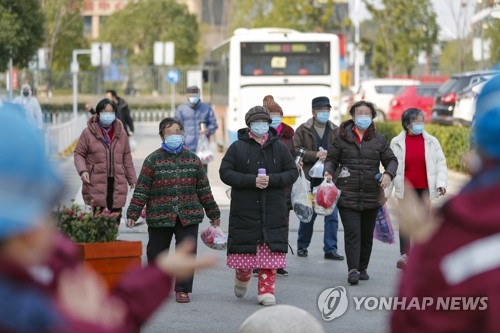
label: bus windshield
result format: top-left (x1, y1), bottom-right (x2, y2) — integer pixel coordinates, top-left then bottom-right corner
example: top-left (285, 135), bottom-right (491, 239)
top-left (241, 42), bottom-right (330, 76)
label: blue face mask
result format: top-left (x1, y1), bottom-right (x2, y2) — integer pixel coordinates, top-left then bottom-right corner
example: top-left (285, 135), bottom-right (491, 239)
top-left (99, 113), bottom-right (115, 126)
top-left (188, 97), bottom-right (200, 105)
top-left (354, 115), bottom-right (372, 130)
top-left (164, 135), bottom-right (183, 149)
top-left (315, 111), bottom-right (330, 124)
top-left (412, 123), bottom-right (424, 135)
top-left (270, 115), bottom-right (282, 129)
top-left (250, 122), bottom-right (269, 137)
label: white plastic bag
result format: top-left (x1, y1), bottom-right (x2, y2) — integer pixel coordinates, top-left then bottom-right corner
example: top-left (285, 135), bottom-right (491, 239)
top-left (291, 170), bottom-right (314, 222)
top-left (313, 178), bottom-right (341, 216)
top-left (200, 225), bottom-right (227, 250)
top-left (308, 148), bottom-right (326, 178)
top-left (195, 135), bottom-right (214, 164)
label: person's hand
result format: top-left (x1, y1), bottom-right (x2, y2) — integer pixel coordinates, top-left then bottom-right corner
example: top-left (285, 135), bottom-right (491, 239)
top-left (81, 171), bottom-right (90, 184)
top-left (324, 171), bottom-right (333, 182)
top-left (210, 218), bottom-right (221, 227)
top-left (130, 183), bottom-right (135, 189)
top-left (199, 129), bottom-right (208, 135)
top-left (296, 161), bottom-right (303, 170)
top-left (85, 102), bottom-right (92, 111)
top-left (57, 265), bottom-right (127, 329)
top-left (379, 173), bottom-right (391, 189)
top-left (156, 239), bottom-right (217, 279)
top-left (256, 175), bottom-right (269, 189)
top-left (316, 150), bottom-right (327, 161)
top-left (126, 219), bottom-right (135, 228)
top-left (392, 182), bottom-right (440, 244)
top-left (437, 187), bottom-right (446, 196)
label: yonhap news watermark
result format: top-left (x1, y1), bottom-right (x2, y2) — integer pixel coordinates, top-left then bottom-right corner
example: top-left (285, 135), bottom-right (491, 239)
top-left (317, 286), bottom-right (488, 321)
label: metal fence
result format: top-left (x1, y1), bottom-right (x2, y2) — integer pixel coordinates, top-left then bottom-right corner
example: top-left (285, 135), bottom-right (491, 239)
top-left (45, 114), bottom-right (87, 158)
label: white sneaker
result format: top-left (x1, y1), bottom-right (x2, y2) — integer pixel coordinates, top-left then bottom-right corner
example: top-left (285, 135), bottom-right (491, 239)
top-left (234, 278), bottom-right (249, 298)
top-left (396, 254), bottom-right (408, 270)
top-left (257, 293), bottom-right (276, 306)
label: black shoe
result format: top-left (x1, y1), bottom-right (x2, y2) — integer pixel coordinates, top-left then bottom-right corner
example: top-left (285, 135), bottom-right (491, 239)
top-left (324, 252), bottom-right (344, 260)
top-left (252, 268), bottom-right (258, 277)
top-left (297, 248), bottom-right (308, 257)
top-left (359, 270), bottom-right (369, 280)
top-left (348, 269), bottom-right (360, 285)
top-left (277, 268), bottom-right (289, 276)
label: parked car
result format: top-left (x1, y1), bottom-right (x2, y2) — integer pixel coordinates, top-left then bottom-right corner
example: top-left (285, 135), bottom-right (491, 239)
top-left (430, 70), bottom-right (499, 125)
top-left (452, 77), bottom-right (492, 126)
top-left (387, 84), bottom-right (440, 122)
top-left (353, 78), bottom-right (421, 120)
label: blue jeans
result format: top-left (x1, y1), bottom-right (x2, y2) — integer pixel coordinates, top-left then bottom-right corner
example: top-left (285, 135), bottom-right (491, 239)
top-left (297, 206), bottom-right (339, 254)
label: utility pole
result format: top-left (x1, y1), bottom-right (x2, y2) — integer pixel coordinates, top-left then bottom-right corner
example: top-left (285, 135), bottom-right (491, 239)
top-left (71, 49), bottom-right (92, 119)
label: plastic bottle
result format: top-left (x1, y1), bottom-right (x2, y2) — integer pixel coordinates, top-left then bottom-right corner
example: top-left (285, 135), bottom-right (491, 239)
top-left (258, 168), bottom-right (266, 176)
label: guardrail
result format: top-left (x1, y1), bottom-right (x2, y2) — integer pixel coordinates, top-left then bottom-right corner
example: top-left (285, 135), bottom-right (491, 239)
top-left (43, 109), bottom-right (173, 124)
top-left (45, 115), bottom-right (87, 158)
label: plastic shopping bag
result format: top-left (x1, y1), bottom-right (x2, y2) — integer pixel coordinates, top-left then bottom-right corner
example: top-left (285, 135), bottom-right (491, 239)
top-left (195, 135), bottom-right (214, 164)
top-left (291, 170), bottom-right (314, 222)
top-left (313, 178), bottom-right (341, 216)
top-left (200, 225), bottom-right (227, 250)
top-left (373, 205), bottom-right (395, 244)
top-left (308, 149), bottom-right (326, 178)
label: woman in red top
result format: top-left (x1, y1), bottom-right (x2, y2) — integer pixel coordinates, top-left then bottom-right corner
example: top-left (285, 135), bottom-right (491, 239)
top-left (388, 108), bottom-right (448, 269)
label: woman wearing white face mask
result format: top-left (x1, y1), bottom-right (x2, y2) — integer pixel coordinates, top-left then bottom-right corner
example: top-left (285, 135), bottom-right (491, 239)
top-left (74, 99), bottom-right (136, 220)
top-left (220, 106), bottom-right (298, 306)
top-left (324, 101), bottom-right (398, 285)
top-left (386, 108), bottom-right (447, 269)
top-left (126, 117), bottom-right (221, 304)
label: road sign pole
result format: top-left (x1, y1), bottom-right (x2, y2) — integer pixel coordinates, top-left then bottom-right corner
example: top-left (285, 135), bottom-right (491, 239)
top-left (171, 82), bottom-right (175, 116)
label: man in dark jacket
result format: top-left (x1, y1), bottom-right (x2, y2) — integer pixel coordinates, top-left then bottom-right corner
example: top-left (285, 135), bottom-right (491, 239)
top-left (293, 96), bottom-right (344, 261)
top-left (106, 89), bottom-right (134, 136)
top-left (391, 74), bottom-right (500, 333)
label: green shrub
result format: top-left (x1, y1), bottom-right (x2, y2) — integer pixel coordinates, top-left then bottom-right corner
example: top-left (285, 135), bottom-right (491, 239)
top-left (377, 122), bottom-right (471, 172)
top-left (55, 204), bottom-right (119, 243)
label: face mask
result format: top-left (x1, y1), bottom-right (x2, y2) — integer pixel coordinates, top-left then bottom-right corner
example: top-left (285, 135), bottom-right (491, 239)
top-left (354, 115), bottom-right (372, 130)
top-left (412, 123), bottom-right (424, 135)
top-left (188, 97), bottom-right (200, 105)
top-left (250, 122), bottom-right (269, 137)
top-left (22, 91), bottom-right (29, 97)
top-left (164, 135), bottom-right (183, 149)
top-left (315, 111), bottom-right (330, 124)
top-left (99, 113), bottom-right (115, 126)
top-left (270, 115), bottom-right (282, 128)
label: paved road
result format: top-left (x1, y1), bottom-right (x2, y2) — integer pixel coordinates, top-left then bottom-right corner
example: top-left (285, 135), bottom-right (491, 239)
top-left (57, 123), bottom-right (470, 333)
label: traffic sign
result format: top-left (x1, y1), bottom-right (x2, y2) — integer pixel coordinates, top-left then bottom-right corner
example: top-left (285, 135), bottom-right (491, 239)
top-left (167, 69), bottom-right (180, 84)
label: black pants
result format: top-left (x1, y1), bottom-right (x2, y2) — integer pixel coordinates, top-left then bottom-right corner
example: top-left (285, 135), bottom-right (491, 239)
top-left (203, 164), bottom-right (208, 173)
top-left (146, 217), bottom-right (199, 293)
top-left (94, 177), bottom-right (122, 222)
top-left (398, 188), bottom-right (430, 255)
top-left (339, 207), bottom-right (379, 271)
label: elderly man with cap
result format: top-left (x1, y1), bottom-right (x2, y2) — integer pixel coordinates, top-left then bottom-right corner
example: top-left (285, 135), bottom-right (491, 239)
top-left (0, 103), bottom-right (217, 332)
top-left (391, 74), bottom-right (500, 333)
top-left (175, 85), bottom-right (218, 171)
top-left (220, 106), bottom-right (298, 306)
top-left (293, 96), bottom-right (344, 261)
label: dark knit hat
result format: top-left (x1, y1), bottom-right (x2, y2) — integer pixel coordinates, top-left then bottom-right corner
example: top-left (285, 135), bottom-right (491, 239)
top-left (245, 106), bottom-right (272, 126)
top-left (187, 86), bottom-right (200, 94)
top-left (312, 96), bottom-right (331, 109)
top-left (263, 95), bottom-right (283, 115)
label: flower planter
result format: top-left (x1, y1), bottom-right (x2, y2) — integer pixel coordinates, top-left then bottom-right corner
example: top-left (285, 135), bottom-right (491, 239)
top-left (76, 241), bottom-right (142, 288)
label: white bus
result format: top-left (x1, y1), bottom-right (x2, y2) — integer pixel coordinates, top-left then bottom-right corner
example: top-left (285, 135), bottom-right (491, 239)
top-left (210, 28), bottom-right (341, 149)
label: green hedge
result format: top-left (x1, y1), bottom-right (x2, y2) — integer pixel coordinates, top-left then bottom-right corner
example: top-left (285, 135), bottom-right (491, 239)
top-left (376, 122), bottom-right (471, 172)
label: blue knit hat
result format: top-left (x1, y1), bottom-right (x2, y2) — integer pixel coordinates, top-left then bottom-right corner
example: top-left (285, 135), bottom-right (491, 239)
top-left (0, 103), bottom-right (63, 239)
top-left (474, 74), bottom-right (500, 159)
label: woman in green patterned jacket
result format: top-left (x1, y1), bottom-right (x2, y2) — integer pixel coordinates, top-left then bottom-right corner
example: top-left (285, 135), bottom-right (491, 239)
top-left (126, 117), bottom-right (221, 303)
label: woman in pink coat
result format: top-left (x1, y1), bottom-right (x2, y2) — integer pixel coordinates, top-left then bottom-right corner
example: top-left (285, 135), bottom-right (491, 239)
top-left (74, 99), bottom-right (137, 219)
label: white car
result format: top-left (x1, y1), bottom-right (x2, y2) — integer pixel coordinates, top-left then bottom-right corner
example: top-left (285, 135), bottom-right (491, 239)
top-left (453, 75), bottom-right (494, 126)
top-left (353, 78), bottom-right (421, 120)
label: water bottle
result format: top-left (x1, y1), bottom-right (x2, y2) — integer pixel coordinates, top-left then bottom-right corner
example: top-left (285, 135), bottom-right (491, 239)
top-left (258, 168), bottom-right (266, 177)
top-left (295, 147), bottom-right (306, 164)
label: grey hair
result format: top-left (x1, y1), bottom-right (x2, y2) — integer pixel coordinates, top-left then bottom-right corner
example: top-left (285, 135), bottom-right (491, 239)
top-left (401, 108), bottom-right (425, 131)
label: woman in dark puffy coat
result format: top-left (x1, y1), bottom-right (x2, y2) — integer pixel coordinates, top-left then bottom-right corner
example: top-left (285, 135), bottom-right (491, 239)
top-left (219, 106), bottom-right (298, 306)
top-left (324, 101), bottom-right (397, 285)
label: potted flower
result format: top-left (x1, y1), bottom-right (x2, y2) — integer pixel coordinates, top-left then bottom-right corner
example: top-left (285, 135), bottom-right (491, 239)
top-left (55, 204), bottom-right (142, 288)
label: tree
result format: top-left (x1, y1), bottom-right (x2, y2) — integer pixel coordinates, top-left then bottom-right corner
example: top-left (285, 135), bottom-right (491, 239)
top-left (485, 19), bottom-right (500, 65)
top-left (99, 0), bottom-right (200, 65)
top-left (229, 0), bottom-right (351, 33)
top-left (0, 0), bottom-right (45, 71)
top-left (438, 40), bottom-right (475, 75)
top-left (363, 0), bottom-right (439, 77)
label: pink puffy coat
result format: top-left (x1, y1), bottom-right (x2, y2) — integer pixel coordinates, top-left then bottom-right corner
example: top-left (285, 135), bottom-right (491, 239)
top-left (74, 116), bottom-right (136, 208)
